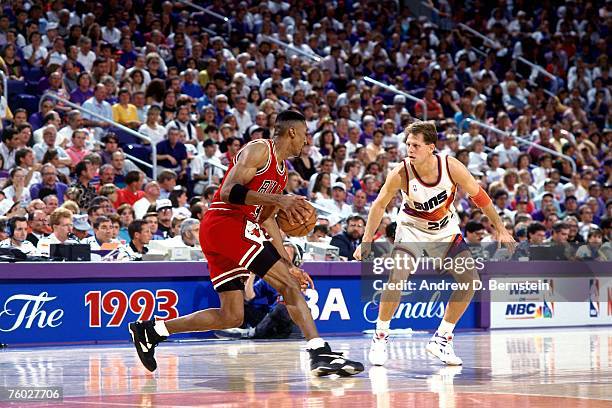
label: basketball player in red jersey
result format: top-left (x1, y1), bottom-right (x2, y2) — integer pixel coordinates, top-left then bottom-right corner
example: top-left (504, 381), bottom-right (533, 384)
top-left (129, 110), bottom-right (364, 377)
top-left (354, 121), bottom-right (515, 366)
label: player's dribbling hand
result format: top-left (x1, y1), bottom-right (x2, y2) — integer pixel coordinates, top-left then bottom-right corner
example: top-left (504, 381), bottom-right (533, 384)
top-left (279, 195), bottom-right (310, 224)
top-left (495, 228), bottom-right (517, 254)
top-left (289, 266), bottom-right (315, 290)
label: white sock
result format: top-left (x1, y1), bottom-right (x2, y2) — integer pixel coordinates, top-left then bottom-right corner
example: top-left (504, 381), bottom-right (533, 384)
top-left (154, 320), bottom-right (170, 337)
top-left (246, 327), bottom-right (255, 337)
top-left (306, 337), bottom-right (326, 350)
top-left (436, 319), bottom-right (455, 336)
top-left (376, 319), bottom-right (390, 336)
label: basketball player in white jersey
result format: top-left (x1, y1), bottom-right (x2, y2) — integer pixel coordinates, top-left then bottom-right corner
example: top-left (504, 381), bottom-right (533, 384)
top-left (354, 121), bottom-right (515, 366)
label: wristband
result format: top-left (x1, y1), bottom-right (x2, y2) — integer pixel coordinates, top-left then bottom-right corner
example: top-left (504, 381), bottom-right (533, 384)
top-left (470, 186), bottom-right (492, 208)
top-left (228, 184), bottom-right (249, 205)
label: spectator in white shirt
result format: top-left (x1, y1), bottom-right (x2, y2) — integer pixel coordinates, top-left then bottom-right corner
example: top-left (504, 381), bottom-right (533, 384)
top-left (231, 96), bottom-right (253, 138)
top-left (493, 134), bottom-right (520, 168)
top-left (320, 182), bottom-right (353, 218)
top-left (76, 37), bottom-right (97, 72)
top-left (138, 105), bottom-right (167, 146)
top-left (101, 16), bottom-right (121, 46)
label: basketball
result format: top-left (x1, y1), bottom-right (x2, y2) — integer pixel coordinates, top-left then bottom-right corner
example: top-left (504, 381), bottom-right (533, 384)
top-left (276, 202), bottom-right (316, 237)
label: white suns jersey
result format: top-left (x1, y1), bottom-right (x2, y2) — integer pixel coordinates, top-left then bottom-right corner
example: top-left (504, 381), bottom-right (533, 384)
top-left (396, 153), bottom-right (461, 238)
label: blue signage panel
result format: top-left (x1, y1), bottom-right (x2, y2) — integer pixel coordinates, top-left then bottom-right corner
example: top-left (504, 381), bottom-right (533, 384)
top-left (0, 277), bottom-right (477, 345)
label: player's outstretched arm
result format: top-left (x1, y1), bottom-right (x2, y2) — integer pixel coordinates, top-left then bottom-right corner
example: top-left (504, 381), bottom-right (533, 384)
top-left (219, 142), bottom-right (310, 223)
top-left (447, 156), bottom-right (516, 251)
top-left (354, 164), bottom-right (403, 260)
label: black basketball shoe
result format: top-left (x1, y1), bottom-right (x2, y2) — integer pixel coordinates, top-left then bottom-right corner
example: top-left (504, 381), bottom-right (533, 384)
top-left (308, 342), bottom-right (364, 377)
top-left (128, 319), bottom-right (167, 372)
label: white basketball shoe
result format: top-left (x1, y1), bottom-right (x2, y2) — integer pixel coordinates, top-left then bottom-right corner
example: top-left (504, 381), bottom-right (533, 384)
top-left (426, 332), bottom-right (463, 366)
top-left (368, 332), bottom-right (389, 366)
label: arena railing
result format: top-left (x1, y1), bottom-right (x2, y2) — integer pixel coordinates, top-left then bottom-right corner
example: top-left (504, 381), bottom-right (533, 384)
top-left (45, 94), bottom-right (158, 179)
top-left (177, 0), bottom-right (232, 37)
top-left (259, 36), bottom-right (427, 120)
top-left (262, 35), bottom-right (322, 62)
top-left (363, 77), bottom-right (428, 121)
top-left (462, 117), bottom-right (577, 173)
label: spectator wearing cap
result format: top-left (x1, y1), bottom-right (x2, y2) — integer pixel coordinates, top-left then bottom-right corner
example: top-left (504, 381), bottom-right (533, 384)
top-left (155, 199), bottom-right (173, 239)
top-left (72, 214), bottom-right (92, 242)
top-left (321, 182), bottom-right (353, 218)
top-left (330, 215), bottom-right (365, 261)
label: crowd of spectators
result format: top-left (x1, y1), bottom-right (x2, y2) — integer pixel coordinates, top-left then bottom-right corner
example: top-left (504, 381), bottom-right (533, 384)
top-left (0, 0), bottom-right (610, 262)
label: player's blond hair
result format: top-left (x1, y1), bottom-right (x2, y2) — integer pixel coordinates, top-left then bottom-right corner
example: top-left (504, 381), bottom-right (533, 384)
top-left (407, 120), bottom-right (438, 145)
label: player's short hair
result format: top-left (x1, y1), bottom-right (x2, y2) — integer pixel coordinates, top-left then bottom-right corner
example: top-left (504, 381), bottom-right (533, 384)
top-left (274, 110), bottom-right (306, 137)
top-left (407, 120), bottom-right (438, 145)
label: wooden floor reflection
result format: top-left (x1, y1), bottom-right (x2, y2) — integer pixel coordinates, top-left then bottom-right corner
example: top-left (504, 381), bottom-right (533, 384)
top-left (1, 327), bottom-right (611, 407)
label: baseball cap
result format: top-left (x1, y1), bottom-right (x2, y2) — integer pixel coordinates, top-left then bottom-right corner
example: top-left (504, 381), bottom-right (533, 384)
top-left (246, 60), bottom-right (256, 68)
top-left (332, 182), bottom-right (346, 192)
top-left (393, 95), bottom-right (406, 104)
top-left (156, 199), bottom-right (172, 211)
top-left (73, 214), bottom-right (92, 232)
top-left (47, 22), bottom-right (59, 31)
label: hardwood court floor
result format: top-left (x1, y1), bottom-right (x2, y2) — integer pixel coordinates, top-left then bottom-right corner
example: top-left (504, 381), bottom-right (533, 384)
top-left (0, 327), bottom-right (611, 407)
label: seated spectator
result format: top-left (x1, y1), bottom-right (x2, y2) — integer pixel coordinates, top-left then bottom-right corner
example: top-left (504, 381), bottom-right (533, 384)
top-left (30, 164), bottom-right (68, 204)
top-left (81, 216), bottom-right (117, 250)
top-left (2, 167), bottom-right (31, 207)
top-left (169, 186), bottom-right (191, 219)
top-left (138, 105), bottom-right (166, 146)
top-left (176, 218), bottom-right (200, 247)
top-left (37, 207), bottom-right (78, 256)
top-left (81, 84), bottom-right (112, 139)
top-left (156, 128), bottom-right (187, 179)
top-left (65, 129), bottom-right (91, 169)
top-left (117, 204), bottom-right (134, 243)
top-left (117, 219), bottom-right (152, 261)
top-left (26, 209), bottom-right (49, 247)
top-left (157, 170), bottom-right (177, 199)
top-left (112, 88), bottom-right (141, 129)
top-left (134, 181), bottom-right (161, 220)
top-left (320, 182), bottom-right (352, 218)
top-left (0, 216), bottom-right (37, 255)
top-left (155, 199), bottom-right (173, 238)
top-left (72, 214), bottom-right (92, 242)
top-left (575, 228), bottom-right (611, 261)
top-left (115, 171), bottom-right (145, 208)
top-left (73, 160), bottom-right (97, 209)
top-left (330, 215), bottom-right (365, 261)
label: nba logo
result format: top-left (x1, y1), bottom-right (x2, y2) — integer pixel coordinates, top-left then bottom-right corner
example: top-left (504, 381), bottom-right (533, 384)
top-left (589, 279), bottom-right (599, 318)
top-left (413, 184), bottom-right (417, 192)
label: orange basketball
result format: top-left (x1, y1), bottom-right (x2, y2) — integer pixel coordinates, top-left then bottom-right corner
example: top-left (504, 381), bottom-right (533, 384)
top-left (276, 202), bottom-right (317, 237)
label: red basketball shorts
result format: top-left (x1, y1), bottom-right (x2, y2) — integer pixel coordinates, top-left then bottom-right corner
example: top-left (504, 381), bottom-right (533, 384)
top-left (200, 210), bottom-right (281, 292)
